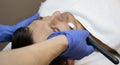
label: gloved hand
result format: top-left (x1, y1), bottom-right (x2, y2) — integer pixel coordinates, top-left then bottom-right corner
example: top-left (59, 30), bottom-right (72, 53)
top-left (0, 13), bottom-right (39, 43)
top-left (48, 30), bottom-right (94, 60)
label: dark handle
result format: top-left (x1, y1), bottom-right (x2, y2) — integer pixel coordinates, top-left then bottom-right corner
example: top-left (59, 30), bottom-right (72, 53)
top-left (87, 37), bottom-right (119, 64)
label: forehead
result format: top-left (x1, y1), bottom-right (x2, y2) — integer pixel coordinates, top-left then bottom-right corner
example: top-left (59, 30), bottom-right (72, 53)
top-left (28, 20), bottom-right (48, 29)
top-left (27, 12), bottom-right (79, 42)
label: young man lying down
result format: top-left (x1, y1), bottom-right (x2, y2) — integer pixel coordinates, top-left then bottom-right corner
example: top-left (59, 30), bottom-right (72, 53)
top-left (11, 11), bottom-right (119, 65)
top-left (11, 12), bottom-right (85, 65)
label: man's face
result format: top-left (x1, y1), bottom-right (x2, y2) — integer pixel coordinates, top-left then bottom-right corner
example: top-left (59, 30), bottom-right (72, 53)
top-left (28, 11), bottom-right (84, 43)
top-left (28, 11), bottom-right (84, 65)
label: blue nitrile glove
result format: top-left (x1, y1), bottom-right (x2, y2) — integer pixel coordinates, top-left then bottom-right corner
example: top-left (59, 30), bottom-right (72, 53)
top-left (0, 13), bottom-right (39, 43)
top-left (48, 30), bottom-right (94, 60)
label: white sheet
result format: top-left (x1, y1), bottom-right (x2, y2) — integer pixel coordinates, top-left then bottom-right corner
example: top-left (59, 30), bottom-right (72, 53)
top-left (38, 0), bottom-right (120, 52)
top-left (38, 0), bottom-right (120, 65)
top-left (2, 42), bottom-right (11, 51)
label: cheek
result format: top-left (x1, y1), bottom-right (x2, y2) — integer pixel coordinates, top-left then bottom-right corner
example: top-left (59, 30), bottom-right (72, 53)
top-left (76, 21), bottom-right (85, 30)
top-left (32, 23), bottom-right (54, 43)
top-left (60, 23), bottom-right (71, 31)
top-left (54, 22), bottom-right (71, 31)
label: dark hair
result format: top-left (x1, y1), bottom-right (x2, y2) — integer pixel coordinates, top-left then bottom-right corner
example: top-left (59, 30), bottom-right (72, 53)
top-left (12, 27), bottom-right (33, 49)
top-left (11, 27), bottom-right (67, 65)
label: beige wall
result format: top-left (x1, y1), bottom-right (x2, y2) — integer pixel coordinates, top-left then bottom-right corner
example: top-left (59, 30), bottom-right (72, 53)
top-left (0, 0), bottom-right (44, 25)
top-left (0, 0), bottom-right (45, 50)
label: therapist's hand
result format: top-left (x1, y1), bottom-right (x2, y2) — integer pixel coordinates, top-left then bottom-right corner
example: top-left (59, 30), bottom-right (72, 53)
top-left (0, 13), bottom-right (39, 43)
top-left (48, 30), bottom-right (94, 60)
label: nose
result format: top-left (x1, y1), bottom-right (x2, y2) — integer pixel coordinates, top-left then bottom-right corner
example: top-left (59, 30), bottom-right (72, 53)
top-left (48, 11), bottom-right (64, 25)
top-left (51, 11), bottom-right (64, 22)
top-left (52, 11), bottom-right (61, 17)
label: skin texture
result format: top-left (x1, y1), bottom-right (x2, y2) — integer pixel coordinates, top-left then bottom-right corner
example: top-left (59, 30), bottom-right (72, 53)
top-left (28, 11), bottom-right (84, 43)
top-left (28, 11), bottom-right (72, 43)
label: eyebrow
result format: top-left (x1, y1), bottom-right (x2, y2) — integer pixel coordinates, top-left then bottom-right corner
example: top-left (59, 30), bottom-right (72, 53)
top-left (38, 17), bottom-right (43, 20)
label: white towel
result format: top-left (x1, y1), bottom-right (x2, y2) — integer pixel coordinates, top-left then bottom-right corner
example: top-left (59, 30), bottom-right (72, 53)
top-left (2, 42), bottom-right (11, 51)
top-left (39, 1), bottom-right (120, 65)
top-left (38, 0), bottom-right (120, 52)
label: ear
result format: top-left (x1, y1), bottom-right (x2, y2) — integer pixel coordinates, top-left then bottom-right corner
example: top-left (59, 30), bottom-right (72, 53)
top-left (66, 60), bottom-right (75, 65)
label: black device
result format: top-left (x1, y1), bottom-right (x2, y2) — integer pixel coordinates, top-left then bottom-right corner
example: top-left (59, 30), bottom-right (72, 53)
top-left (87, 37), bottom-right (119, 64)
